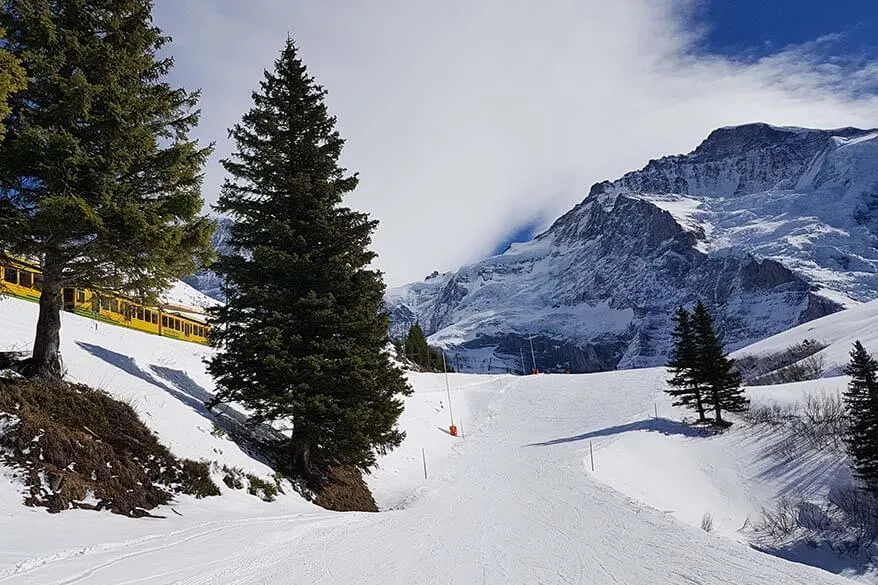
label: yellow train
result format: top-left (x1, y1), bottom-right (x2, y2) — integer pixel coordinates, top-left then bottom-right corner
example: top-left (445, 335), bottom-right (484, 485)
top-left (0, 255), bottom-right (210, 345)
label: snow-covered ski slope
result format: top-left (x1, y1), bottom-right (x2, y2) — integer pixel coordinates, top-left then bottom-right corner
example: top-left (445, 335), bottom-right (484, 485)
top-left (733, 298), bottom-right (878, 377)
top-left (0, 295), bottom-right (865, 584)
top-left (586, 300), bottom-right (878, 581)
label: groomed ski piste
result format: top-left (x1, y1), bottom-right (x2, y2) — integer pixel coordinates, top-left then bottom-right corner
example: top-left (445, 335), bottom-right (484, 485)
top-left (1, 288), bottom-right (876, 584)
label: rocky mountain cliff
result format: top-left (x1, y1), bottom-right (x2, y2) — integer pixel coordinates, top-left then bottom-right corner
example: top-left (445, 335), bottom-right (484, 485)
top-left (386, 123), bottom-right (878, 373)
top-left (183, 217), bottom-right (233, 302)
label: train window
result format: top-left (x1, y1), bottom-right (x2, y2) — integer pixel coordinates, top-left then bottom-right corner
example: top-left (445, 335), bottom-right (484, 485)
top-left (144, 309), bottom-right (152, 322)
top-left (101, 297), bottom-right (111, 310)
top-left (3, 267), bottom-right (17, 284)
top-left (110, 299), bottom-right (119, 313)
top-left (19, 272), bottom-right (32, 288)
top-left (161, 315), bottom-right (168, 327)
top-left (151, 313), bottom-right (158, 325)
top-left (136, 307), bottom-right (144, 321)
top-left (34, 274), bottom-right (42, 291)
top-left (77, 290), bottom-right (86, 303)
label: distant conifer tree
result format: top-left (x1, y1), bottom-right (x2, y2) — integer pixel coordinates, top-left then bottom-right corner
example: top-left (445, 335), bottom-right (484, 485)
top-left (665, 306), bottom-right (707, 422)
top-left (404, 322), bottom-right (429, 366)
top-left (402, 322), bottom-right (452, 372)
top-left (842, 341), bottom-right (878, 493)
top-left (691, 302), bottom-right (747, 426)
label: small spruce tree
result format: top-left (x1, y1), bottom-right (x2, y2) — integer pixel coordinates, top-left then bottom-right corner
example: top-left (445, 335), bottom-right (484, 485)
top-left (208, 38), bottom-right (412, 478)
top-left (691, 302), bottom-right (747, 425)
top-left (842, 341), bottom-right (878, 494)
top-left (665, 306), bottom-right (707, 422)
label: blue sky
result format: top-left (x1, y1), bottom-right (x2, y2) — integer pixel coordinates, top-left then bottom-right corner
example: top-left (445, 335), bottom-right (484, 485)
top-left (490, 220), bottom-right (546, 256)
top-left (487, 0), bottom-right (878, 257)
top-left (698, 0), bottom-right (877, 58)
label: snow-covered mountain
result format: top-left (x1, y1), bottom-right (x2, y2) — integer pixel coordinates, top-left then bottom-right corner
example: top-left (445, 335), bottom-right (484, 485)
top-left (387, 123), bottom-right (878, 373)
top-left (183, 217), bottom-right (233, 302)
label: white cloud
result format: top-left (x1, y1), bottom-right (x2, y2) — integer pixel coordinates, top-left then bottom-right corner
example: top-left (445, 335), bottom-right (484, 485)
top-left (154, 0), bottom-right (878, 286)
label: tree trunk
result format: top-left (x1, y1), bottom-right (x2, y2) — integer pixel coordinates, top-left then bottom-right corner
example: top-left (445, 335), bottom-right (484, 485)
top-left (31, 255), bottom-right (64, 379)
top-left (713, 387), bottom-right (723, 425)
top-left (292, 436), bottom-right (311, 476)
top-left (694, 388), bottom-right (706, 422)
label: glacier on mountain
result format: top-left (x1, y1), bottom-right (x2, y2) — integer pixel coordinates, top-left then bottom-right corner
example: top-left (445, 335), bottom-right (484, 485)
top-left (386, 123), bottom-right (878, 373)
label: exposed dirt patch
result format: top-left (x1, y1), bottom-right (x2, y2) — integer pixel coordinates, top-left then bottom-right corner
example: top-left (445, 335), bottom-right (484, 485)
top-left (0, 378), bottom-right (219, 516)
top-left (311, 465), bottom-right (378, 513)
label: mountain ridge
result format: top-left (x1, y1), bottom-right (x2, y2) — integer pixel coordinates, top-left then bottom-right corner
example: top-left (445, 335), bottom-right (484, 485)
top-left (385, 123), bottom-right (878, 373)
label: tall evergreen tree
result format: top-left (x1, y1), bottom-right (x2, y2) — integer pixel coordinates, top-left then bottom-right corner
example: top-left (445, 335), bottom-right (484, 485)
top-left (665, 306), bottom-right (707, 422)
top-left (691, 302), bottom-right (747, 425)
top-left (0, 1), bottom-right (214, 378)
top-left (842, 341), bottom-right (878, 493)
top-left (208, 39), bottom-right (412, 477)
top-left (0, 25), bottom-right (26, 141)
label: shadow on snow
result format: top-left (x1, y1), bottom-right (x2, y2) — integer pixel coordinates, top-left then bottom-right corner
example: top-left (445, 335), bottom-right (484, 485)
top-left (75, 342), bottom-right (286, 455)
top-left (527, 417), bottom-right (711, 447)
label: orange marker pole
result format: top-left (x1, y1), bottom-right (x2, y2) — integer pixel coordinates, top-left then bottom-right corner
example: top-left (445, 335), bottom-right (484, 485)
top-left (443, 352), bottom-right (455, 435)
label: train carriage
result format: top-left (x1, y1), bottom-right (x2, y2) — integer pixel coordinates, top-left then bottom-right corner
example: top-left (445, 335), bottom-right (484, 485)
top-left (0, 255), bottom-right (210, 345)
top-left (0, 257), bottom-right (43, 302)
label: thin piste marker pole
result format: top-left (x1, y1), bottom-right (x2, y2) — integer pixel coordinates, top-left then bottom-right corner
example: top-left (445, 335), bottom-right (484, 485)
top-left (443, 352), bottom-right (454, 428)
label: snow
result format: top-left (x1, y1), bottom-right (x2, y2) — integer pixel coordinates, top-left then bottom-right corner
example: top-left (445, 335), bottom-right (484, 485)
top-left (0, 295), bottom-right (868, 584)
top-left (636, 193), bottom-right (713, 250)
top-left (158, 279), bottom-right (219, 310)
top-left (732, 298), bottom-right (878, 377)
top-left (577, 302), bottom-right (878, 580)
top-left (591, 373), bottom-right (850, 533)
top-left (833, 132), bottom-right (878, 148)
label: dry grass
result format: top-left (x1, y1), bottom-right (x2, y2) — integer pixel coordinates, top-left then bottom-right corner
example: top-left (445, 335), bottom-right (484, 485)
top-left (312, 465), bottom-right (378, 512)
top-left (0, 378), bottom-right (219, 517)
